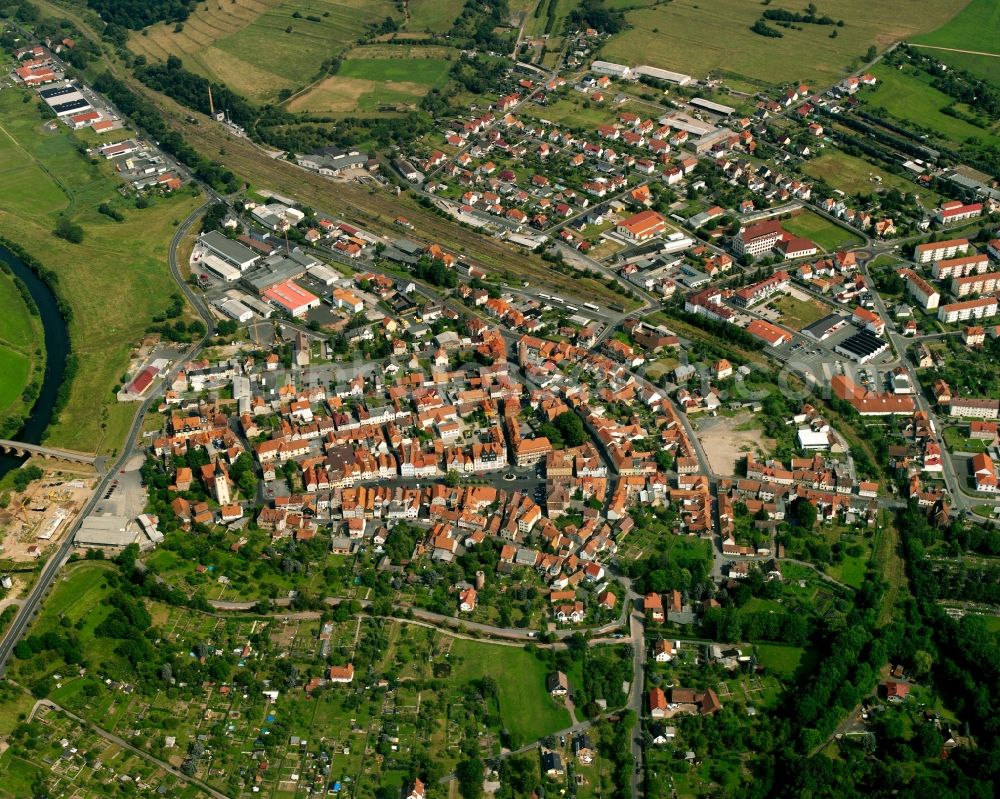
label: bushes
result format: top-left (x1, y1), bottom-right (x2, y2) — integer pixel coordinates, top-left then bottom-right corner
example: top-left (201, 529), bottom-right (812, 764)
top-left (53, 217), bottom-right (84, 244)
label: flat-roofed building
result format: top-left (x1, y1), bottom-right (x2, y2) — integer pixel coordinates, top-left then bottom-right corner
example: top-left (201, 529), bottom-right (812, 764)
top-left (914, 238), bottom-right (969, 264)
top-left (200, 230), bottom-right (261, 271)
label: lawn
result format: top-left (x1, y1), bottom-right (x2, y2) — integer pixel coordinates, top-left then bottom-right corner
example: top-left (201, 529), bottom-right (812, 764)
top-left (448, 639), bottom-right (571, 744)
top-left (0, 88), bottom-right (203, 454)
top-left (754, 644), bottom-right (807, 678)
top-left (942, 425), bottom-right (987, 453)
top-left (781, 210), bottom-right (864, 251)
top-left (770, 294), bottom-right (829, 330)
top-left (866, 63), bottom-right (1000, 149)
top-left (599, 0), bottom-right (969, 88)
top-left (801, 149), bottom-right (940, 204)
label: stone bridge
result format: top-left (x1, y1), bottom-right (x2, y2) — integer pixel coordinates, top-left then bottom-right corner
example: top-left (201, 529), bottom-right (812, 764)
top-left (0, 439), bottom-right (97, 466)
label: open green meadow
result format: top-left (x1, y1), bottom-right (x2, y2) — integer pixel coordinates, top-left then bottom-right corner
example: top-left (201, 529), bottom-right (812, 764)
top-left (782, 210), bottom-right (864, 251)
top-left (599, 0), bottom-right (969, 88)
top-left (911, 0), bottom-right (1000, 50)
top-left (0, 267), bottom-right (43, 421)
top-left (130, 0), bottom-right (401, 101)
top-left (910, 0), bottom-right (1000, 85)
top-left (449, 639), bottom-right (571, 743)
top-left (0, 88), bottom-right (203, 454)
top-left (801, 149), bottom-right (941, 203)
top-left (405, 0), bottom-right (466, 33)
top-left (286, 47), bottom-right (452, 113)
top-left (866, 63), bottom-right (1000, 149)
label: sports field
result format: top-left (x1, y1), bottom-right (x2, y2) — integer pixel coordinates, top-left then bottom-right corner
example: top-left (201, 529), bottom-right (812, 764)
top-left (287, 50), bottom-right (451, 113)
top-left (129, 0), bottom-right (400, 101)
top-left (0, 267), bottom-right (42, 422)
top-left (600, 0), bottom-right (969, 87)
top-left (866, 63), bottom-right (1000, 149)
top-left (911, 0), bottom-right (1000, 85)
top-left (0, 88), bottom-right (202, 454)
top-left (801, 150), bottom-right (941, 204)
top-left (782, 210), bottom-right (864, 251)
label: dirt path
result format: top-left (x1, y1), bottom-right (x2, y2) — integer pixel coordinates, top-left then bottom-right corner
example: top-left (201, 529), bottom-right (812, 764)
top-left (911, 44), bottom-right (1000, 58)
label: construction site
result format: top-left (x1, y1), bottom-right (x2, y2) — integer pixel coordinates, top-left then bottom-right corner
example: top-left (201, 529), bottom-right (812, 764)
top-left (0, 461), bottom-right (98, 564)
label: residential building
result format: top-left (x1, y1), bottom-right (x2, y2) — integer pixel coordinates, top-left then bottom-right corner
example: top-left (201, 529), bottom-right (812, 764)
top-left (937, 296), bottom-right (998, 324)
top-left (914, 238), bottom-right (969, 264)
top-left (949, 397), bottom-right (1000, 419)
top-left (932, 253), bottom-right (988, 279)
top-left (935, 201), bottom-right (982, 224)
top-left (951, 272), bottom-right (1000, 297)
top-left (899, 269), bottom-right (940, 310)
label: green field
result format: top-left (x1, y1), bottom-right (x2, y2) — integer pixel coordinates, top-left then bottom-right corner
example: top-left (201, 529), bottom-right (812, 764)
top-left (801, 149), bottom-right (940, 203)
top-left (131, 0), bottom-right (401, 101)
top-left (909, 0), bottom-right (1000, 87)
top-left (866, 63), bottom-right (1000, 149)
top-left (0, 88), bottom-right (203, 454)
top-left (405, 0), bottom-right (466, 32)
top-left (287, 50), bottom-right (452, 113)
top-left (599, 0), bottom-right (969, 88)
top-left (449, 639), bottom-right (571, 743)
top-left (912, 0), bottom-right (1000, 48)
top-left (0, 267), bottom-right (42, 421)
top-left (782, 210), bottom-right (864, 251)
top-left (8, 562), bottom-right (117, 686)
top-left (754, 644), bottom-right (806, 677)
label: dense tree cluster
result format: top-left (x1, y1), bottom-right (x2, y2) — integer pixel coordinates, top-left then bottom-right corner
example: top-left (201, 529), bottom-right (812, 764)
top-left (87, 0), bottom-right (195, 29)
top-left (567, 0), bottom-right (627, 34)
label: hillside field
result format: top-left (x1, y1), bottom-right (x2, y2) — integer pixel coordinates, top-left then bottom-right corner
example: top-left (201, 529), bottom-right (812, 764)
top-left (599, 0), bottom-right (970, 88)
top-left (129, 0), bottom-right (401, 101)
top-left (866, 62), bottom-right (1000, 149)
top-left (911, 0), bottom-right (1000, 85)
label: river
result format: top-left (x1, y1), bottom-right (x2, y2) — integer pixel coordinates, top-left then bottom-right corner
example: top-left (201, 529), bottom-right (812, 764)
top-left (0, 244), bottom-right (70, 480)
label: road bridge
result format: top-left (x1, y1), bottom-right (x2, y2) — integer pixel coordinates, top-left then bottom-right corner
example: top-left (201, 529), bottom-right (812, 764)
top-left (0, 439), bottom-right (97, 465)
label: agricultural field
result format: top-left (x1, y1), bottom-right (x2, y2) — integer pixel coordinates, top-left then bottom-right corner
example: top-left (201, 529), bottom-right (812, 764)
top-left (129, 0), bottom-right (401, 101)
top-left (287, 48), bottom-right (452, 114)
top-left (865, 63), bottom-right (1000, 150)
top-left (911, 0), bottom-right (1000, 84)
top-left (0, 267), bottom-right (43, 421)
top-left (599, 0), bottom-right (969, 88)
top-left (0, 88), bottom-right (203, 455)
top-left (801, 149), bottom-right (941, 204)
top-left (781, 209), bottom-right (864, 251)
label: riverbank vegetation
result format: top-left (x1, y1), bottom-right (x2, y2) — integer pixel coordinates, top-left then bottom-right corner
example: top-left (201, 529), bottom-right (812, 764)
top-left (0, 264), bottom-right (45, 435)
